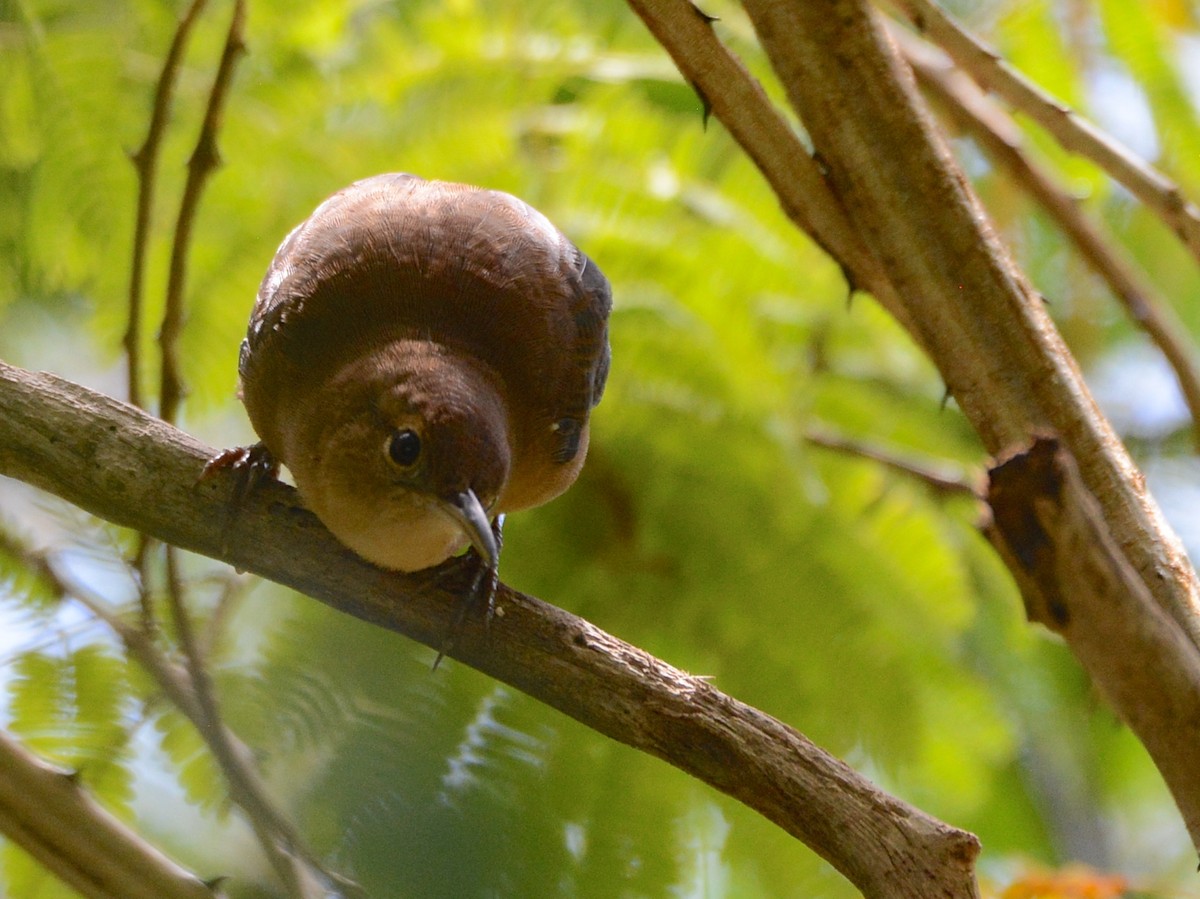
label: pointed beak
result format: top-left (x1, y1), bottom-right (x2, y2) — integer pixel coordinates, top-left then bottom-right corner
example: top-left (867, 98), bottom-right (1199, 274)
top-left (442, 489), bottom-right (498, 568)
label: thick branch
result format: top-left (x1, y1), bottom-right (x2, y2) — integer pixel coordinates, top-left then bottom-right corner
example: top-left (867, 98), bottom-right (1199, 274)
top-left (0, 362), bottom-right (981, 898)
top-left (26, 543), bottom-right (342, 898)
top-left (986, 437), bottom-right (1200, 847)
top-left (0, 730), bottom-right (215, 899)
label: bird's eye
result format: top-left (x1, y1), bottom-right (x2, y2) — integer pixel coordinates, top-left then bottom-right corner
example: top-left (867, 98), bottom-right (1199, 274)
top-left (386, 428), bottom-right (422, 468)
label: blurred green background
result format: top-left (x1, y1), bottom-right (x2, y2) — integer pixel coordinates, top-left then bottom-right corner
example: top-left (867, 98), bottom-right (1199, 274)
top-left (3, 0), bottom-right (1200, 895)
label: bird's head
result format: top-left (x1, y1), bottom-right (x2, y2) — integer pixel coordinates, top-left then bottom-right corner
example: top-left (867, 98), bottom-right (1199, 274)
top-left (284, 340), bottom-right (511, 573)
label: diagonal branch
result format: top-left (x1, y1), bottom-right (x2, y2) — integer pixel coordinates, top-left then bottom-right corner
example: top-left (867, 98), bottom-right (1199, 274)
top-left (0, 729), bottom-right (215, 899)
top-left (0, 361), bottom-right (982, 899)
top-left (627, 0), bottom-right (1200, 858)
top-left (884, 0), bottom-right (1200, 269)
top-left (624, 0), bottom-right (920, 340)
top-left (126, 0), bottom-right (210, 412)
top-left (899, 30), bottom-right (1200, 452)
top-left (160, 547), bottom-right (341, 899)
top-left (158, 0), bottom-right (246, 426)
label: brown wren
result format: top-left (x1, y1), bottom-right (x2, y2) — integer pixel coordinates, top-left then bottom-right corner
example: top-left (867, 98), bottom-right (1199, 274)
top-left (211, 173), bottom-right (611, 626)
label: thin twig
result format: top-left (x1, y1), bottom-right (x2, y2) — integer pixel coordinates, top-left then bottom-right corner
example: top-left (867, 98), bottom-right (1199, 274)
top-left (161, 547), bottom-right (335, 899)
top-left (199, 570), bottom-right (256, 659)
top-left (126, 0), bottom-right (210, 412)
top-left (884, 0), bottom-right (1200, 269)
top-left (899, 32), bottom-right (1200, 452)
top-left (133, 536), bottom-right (156, 634)
top-left (805, 427), bottom-right (984, 499)
top-left (129, 0), bottom-right (212, 651)
top-left (158, 0), bottom-right (246, 425)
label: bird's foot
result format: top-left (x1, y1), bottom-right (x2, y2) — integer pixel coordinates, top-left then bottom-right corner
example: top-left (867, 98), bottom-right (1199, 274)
top-left (199, 443), bottom-right (279, 556)
top-left (432, 515), bottom-right (505, 670)
top-left (202, 442), bottom-right (279, 497)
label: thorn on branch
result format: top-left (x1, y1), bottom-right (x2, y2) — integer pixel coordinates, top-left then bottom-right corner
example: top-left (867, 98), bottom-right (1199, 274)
top-left (688, 78), bottom-right (714, 130)
top-left (838, 262), bottom-right (860, 299)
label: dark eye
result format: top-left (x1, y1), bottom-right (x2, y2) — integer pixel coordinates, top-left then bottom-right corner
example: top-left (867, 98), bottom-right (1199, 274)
top-left (387, 428), bottom-right (422, 467)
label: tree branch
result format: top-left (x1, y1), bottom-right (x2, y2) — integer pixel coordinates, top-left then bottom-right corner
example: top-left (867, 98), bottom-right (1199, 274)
top-left (2, 532), bottom-right (347, 897)
top-left (158, 0), bottom-right (245, 425)
top-left (805, 427), bottom-right (984, 499)
top-left (626, 0), bottom-right (1200, 658)
top-left (636, 0), bottom-right (1200, 858)
top-left (0, 729), bottom-right (215, 899)
top-left (0, 361), bottom-right (982, 898)
top-left (885, 0), bottom-right (1200, 268)
top-left (126, 0), bottom-right (210, 412)
top-left (162, 541), bottom-right (340, 899)
top-left (623, 0), bottom-right (920, 339)
top-left (899, 30), bottom-right (1200, 452)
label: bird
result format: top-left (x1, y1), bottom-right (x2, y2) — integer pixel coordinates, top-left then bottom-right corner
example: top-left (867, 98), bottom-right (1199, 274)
top-left (208, 173), bottom-right (611, 631)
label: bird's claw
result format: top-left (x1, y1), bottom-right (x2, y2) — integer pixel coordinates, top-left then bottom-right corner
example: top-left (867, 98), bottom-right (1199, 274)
top-left (432, 515), bottom-right (504, 670)
top-left (202, 442), bottom-right (279, 503)
top-left (200, 443), bottom-right (279, 557)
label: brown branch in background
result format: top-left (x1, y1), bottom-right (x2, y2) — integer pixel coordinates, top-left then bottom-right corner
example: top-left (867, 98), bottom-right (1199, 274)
top-left (128, 0), bottom-right (213, 634)
top-left (3, 533), bottom-right (348, 898)
top-left (125, 3), bottom-right (341, 893)
top-left (158, 0), bottom-right (246, 425)
top-left (899, 32), bottom-right (1200, 452)
top-left (0, 362), bottom-right (983, 899)
top-left (884, 0), bottom-right (1200, 269)
top-left (0, 535), bottom-right (215, 898)
top-left (161, 548), bottom-right (340, 899)
top-left (199, 570), bottom-right (256, 659)
top-left (0, 730), bottom-right (216, 899)
top-left (805, 427), bottom-right (984, 499)
top-left (126, 0), bottom-right (210, 412)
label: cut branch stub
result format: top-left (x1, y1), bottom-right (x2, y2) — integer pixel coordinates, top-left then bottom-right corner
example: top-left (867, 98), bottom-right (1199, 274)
top-left (985, 436), bottom-right (1200, 850)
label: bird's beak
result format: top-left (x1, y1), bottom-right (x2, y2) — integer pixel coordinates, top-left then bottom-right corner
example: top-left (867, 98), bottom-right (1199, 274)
top-left (442, 489), bottom-right (498, 568)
